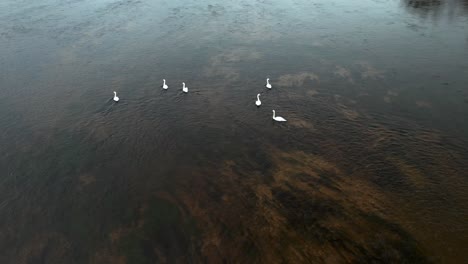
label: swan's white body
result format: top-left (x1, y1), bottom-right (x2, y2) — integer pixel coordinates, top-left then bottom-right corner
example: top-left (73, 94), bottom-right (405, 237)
top-left (162, 79), bottom-right (168, 90)
top-left (272, 110), bottom-right (286, 122)
top-left (182, 82), bottom-right (188, 93)
top-left (266, 78), bottom-right (272, 89)
top-left (113, 91), bottom-right (119, 102)
top-left (255, 94), bottom-right (261, 106)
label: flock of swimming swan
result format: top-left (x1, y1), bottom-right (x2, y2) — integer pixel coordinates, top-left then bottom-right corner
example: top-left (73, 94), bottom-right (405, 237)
top-left (112, 77), bottom-right (287, 122)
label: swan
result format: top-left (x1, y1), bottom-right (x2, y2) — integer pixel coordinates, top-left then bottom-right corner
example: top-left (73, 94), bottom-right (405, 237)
top-left (182, 82), bottom-right (188, 93)
top-left (266, 78), bottom-right (272, 89)
top-left (272, 110), bottom-right (286, 122)
top-left (162, 79), bottom-right (168, 90)
top-left (113, 91), bottom-right (119, 102)
top-left (255, 93), bottom-right (261, 106)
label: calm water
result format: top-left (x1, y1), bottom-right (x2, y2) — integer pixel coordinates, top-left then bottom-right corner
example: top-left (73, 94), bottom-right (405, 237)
top-left (1, 0), bottom-right (468, 263)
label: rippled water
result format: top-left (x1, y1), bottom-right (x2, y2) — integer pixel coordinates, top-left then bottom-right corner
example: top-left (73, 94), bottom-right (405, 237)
top-left (1, 0), bottom-right (468, 263)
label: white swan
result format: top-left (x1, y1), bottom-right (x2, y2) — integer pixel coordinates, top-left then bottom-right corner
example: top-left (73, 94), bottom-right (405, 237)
top-left (113, 91), bottom-right (119, 102)
top-left (162, 79), bottom-right (168, 90)
top-left (255, 93), bottom-right (261, 106)
top-left (266, 78), bottom-right (272, 89)
top-left (272, 110), bottom-right (286, 122)
top-left (182, 82), bottom-right (188, 93)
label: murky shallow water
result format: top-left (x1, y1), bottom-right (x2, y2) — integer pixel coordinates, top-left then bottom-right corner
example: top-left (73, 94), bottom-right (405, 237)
top-left (1, 0), bottom-right (468, 263)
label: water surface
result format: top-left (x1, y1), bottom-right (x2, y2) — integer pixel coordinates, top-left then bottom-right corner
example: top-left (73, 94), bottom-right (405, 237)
top-left (1, 0), bottom-right (468, 263)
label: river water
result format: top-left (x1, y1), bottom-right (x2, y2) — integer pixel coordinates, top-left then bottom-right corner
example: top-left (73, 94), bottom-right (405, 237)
top-left (1, 0), bottom-right (467, 263)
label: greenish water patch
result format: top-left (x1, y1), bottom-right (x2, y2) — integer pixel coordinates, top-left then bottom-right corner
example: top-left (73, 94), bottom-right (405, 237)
top-left (118, 197), bottom-right (199, 263)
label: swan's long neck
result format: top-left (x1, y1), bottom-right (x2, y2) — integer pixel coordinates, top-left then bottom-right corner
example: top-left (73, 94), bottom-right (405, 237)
top-left (272, 110), bottom-right (275, 118)
top-left (183, 83), bottom-right (186, 88)
top-left (163, 79), bottom-right (166, 85)
top-left (114, 91), bottom-right (117, 96)
top-left (267, 79), bottom-right (270, 85)
top-left (257, 94), bottom-right (260, 100)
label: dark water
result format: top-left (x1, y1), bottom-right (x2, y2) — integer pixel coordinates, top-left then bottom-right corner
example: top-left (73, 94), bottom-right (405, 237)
top-left (1, 0), bottom-right (468, 263)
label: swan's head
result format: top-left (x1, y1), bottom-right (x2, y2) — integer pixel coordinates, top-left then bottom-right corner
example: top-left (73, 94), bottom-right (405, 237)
top-left (163, 79), bottom-right (166, 82)
top-left (267, 78), bottom-right (270, 81)
top-left (114, 91), bottom-right (117, 94)
top-left (182, 82), bottom-right (185, 85)
top-left (257, 93), bottom-right (261, 98)
top-left (272, 110), bottom-right (275, 113)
